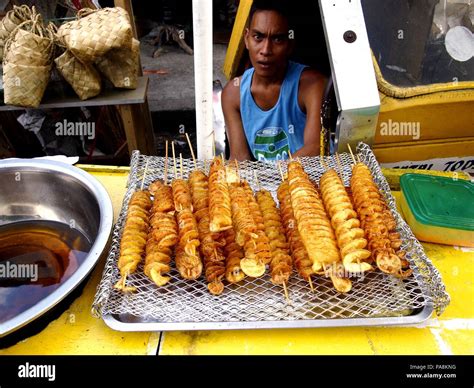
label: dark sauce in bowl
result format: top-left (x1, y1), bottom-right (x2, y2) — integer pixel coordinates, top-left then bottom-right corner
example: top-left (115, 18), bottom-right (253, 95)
top-left (0, 220), bottom-right (91, 323)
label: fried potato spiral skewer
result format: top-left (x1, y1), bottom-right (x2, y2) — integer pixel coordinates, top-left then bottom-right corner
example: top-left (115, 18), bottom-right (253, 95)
top-left (241, 181), bottom-right (272, 266)
top-left (170, 177), bottom-right (202, 280)
top-left (229, 183), bottom-right (265, 277)
top-left (115, 190), bottom-right (152, 292)
top-left (350, 163), bottom-right (411, 278)
top-left (277, 181), bottom-right (313, 281)
top-left (287, 161), bottom-right (340, 270)
top-left (209, 157), bottom-right (232, 232)
top-left (256, 189), bottom-right (293, 285)
top-left (223, 228), bottom-right (245, 283)
top-left (144, 182), bottom-right (178, 287)
top-left (319, 169), bottom-right (372, 274)
top-left (288, 161), bottom-right (351, 293)
top-left (189, 170), bottom-right (226, 295)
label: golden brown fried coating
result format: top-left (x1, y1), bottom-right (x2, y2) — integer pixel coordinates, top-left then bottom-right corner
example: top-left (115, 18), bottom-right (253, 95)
top-left (319, 169), bottom-right (372, 274)
top-left (350, 163), bottom-right (411, 278)
top-left (115, 190), bottom-right (152, 292)
top-left (277, 181), bottom-right (313, 281)
top-left (256, 189), bottom-right (293, 285)
top-left (208, 157), bottom-right (232, 232)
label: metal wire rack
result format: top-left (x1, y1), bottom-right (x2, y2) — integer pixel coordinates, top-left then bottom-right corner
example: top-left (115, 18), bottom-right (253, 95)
top-left (92, 143), bottom-right (449, 328)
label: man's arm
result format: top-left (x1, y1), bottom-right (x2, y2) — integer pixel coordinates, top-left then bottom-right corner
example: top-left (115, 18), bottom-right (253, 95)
top-left (293, 69), bottom-right (327, 158)
top-left (221, 77), bottom-right (252, 161)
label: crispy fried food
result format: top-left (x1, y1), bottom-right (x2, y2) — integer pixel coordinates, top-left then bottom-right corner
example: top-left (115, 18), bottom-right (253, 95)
top-left (171, 177), bottom-right (202, 280)
top-left (319, 169), bottom-right (372, 274)
top-left (189, 169), bottom-right (226, 295)
top-left (172, 178), bottom-right (193, 211)
top-left (256, 189), bottom-right (293, 285)
top-left (189, 170), bottom-right (209, 214)
top-left (350, 163), bottom-right (411, 278)
top-left (223, 228), bottom-right (245, 283)
top-left (151, 182), bottom-right (174, 213)
top-left (115, 190), bottom-right (152, 292)
top-left (287, 161), bottom-right (340, 270)
top-left (229, 183), bottom-right (265, 277)
top-left (241, 181), bottom-right (272, 266)
top-left (175, 242), bottom-right (203, 280)
top-left (277, 181), bottom-right (313, 281)
top-left (144, 182), bottom-right (179, 287)
top-left (208, 157), bottom-right (232, 232)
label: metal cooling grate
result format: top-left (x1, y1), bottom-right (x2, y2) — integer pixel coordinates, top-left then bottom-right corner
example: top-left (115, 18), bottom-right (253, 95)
top-left (92, 143), bottom-right (450, 325)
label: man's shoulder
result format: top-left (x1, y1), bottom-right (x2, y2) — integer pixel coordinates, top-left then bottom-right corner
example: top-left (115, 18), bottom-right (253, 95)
top-left (222, 76), bottom-right (242, 107)
top-left (299, 67), bottom-right (326, 87)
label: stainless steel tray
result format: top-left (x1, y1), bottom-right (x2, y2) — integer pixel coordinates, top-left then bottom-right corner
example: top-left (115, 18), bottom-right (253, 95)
top-left (92, 143), bottom-right (449, 331)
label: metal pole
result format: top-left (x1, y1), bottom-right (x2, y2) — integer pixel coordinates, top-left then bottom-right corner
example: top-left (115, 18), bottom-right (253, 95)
top-left (319, 0), bottom-right (380, 152)
top-left (192, 0), bottom-right (214, 160)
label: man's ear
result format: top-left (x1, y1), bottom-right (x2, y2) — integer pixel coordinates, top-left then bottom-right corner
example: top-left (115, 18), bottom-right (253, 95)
top-left (244, 27), bottom-right (250, 50)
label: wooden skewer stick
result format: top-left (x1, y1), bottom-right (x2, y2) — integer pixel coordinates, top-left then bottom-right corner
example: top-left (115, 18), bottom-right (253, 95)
top-left (140, 159), bottom-right (149, 191)
top-left (277, 161), bottom-right (285, 182)
top-left (171, 141), bottom-right (178, 178)
top-left (254, 170), bottom-right (261, 191)
top-left (185, 132), bottom-right (197, 170)
top-left (179, 153), bottom-right (184, 179)
top-left (347, 144), bottom-right (357, 165)
top-left (234, 159), bottom-right (240, 182)
top-left (308, 276), bottom-right (315, 292)
top-left (320, 155), bottom-right (328, 171)
top-left (335, 152), bottom-right (344, 178)
top-left (164, 140), bottom-right (169, 185)
top-left (288, 150), bottom-right (293, 160)
top-left (281, 275), bottom-right (290, 304)
top-left (357, 154), bottom-right (361, 163)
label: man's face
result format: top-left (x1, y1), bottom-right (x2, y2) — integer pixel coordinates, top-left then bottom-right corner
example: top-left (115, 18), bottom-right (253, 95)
top-left (245, 10), bottom-right (292, 78)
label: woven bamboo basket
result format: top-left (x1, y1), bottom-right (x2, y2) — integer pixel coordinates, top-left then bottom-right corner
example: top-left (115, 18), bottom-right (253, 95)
top-left (55, 49), bottom-right (101, 100)
top-left (57, 7), bottom-right (133, 64)
top-left (0, 5), bottom-right (36, 61)
top-left (2, 16), bottom-right (54, 107)
top-left (95, 38), bottom-right (139, 89)
top-left (3, 62), bottom-right (50, 107)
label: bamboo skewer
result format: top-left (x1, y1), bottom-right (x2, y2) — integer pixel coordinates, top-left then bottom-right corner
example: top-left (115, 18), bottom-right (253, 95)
top-left (171, 141), bottom-right (178, 178)
top-left (164, 140), bottom-right (169, 185)
top-left (347, 144), bottom-right (357, 165)
top-left (140, 159), bottom-right (149, 190)
top-left (335, 152), bottom-right (344, 178)
top-left (180, 153), bottom-right (184, 179)
top-left (185, 133), bottom-right (198, 170)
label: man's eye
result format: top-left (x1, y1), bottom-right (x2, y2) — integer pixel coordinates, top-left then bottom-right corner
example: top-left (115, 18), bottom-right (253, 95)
top-left (274, 37), bottom-right (285, 43)
top-left (254, 34), bottom-right (263, 41)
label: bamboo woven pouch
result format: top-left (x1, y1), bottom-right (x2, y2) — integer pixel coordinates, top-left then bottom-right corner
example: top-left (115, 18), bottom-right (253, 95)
top-left (2, 16), bottom-right (55, 107)
top-left (55, 49), bottom-right (101, 100)
top-left (95, 38), bottom-right (139, 89)
top-left (4, 28), bottom-right (54, 66)
top-left (57, 7), bottom-right (133, 64)
top-left (3, 62), bottom-right (50, 107)
top-left (0, 5), bottom-right (36, 61)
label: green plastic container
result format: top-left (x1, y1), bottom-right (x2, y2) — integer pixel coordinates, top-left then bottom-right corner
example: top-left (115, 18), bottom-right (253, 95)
top-left (400, 174), bottom-right (474, 247)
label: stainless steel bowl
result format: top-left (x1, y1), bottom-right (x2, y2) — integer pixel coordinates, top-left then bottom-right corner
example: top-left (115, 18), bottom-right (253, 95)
top-left (0, 159), bottom-right (113, 337)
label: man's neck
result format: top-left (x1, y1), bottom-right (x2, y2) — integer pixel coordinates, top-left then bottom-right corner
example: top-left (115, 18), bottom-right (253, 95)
top-left (253, 62), bottom-right (289, 87)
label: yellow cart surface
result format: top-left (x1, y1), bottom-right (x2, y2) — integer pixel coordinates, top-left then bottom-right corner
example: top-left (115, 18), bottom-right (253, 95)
top-left (1, 165), bottom-right (472, 356)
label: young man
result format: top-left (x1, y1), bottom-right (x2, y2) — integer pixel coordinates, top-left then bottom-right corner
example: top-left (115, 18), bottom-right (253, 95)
top-left (222, 0), bottom-right (327, 161)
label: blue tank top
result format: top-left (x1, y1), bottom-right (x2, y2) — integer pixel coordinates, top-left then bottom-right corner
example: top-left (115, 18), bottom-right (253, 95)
top-left (240, 61), bottom-right (308, 162)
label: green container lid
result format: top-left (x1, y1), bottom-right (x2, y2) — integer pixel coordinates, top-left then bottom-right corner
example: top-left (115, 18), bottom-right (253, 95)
top-left (400, 173), bottom-right (474, 231)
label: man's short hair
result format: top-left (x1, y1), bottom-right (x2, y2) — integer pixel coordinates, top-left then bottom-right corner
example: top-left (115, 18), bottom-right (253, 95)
top-left (248, 0), bottom-right (293, 29)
